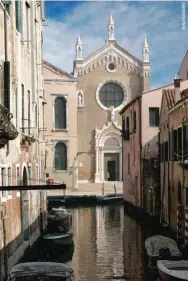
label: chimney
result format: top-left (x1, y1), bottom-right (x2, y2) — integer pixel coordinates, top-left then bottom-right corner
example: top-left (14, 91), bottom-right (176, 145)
top-left (174, 78), bottom-right (181, 103)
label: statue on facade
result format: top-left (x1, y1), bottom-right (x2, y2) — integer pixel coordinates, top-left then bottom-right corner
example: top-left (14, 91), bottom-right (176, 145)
top-left (78, 93), bottom-right (82, 106)
top-left (95, 127), bottom-right (100, 138)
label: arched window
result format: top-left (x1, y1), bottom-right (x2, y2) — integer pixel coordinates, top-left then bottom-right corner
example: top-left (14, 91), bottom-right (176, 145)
top-left (55, 97), bottom-right (66, 129)
top-left (54, 142), bottom-right (67, 170)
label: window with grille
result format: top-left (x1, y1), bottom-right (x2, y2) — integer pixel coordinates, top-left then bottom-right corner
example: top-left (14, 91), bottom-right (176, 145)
top-left (54, 143), bottom-right (67, 170)
top-left (99, 82), bottom-right (124, 108)
top-left (54, 97), bottom-right (67, 129)
top-left (149, 107), bottom-right (159, 127)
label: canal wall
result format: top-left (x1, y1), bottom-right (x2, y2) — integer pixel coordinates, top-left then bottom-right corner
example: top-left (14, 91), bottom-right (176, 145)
top-left (123, 200), bottom-right (177, 242)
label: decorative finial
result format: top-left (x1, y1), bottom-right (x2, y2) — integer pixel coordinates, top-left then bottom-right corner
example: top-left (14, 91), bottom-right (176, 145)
top-left (108, 13), bottom-right (115, 41)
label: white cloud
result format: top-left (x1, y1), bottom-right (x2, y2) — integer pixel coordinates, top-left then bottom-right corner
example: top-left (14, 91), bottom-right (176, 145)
top-left (43, 1), bottom-right (188, 86)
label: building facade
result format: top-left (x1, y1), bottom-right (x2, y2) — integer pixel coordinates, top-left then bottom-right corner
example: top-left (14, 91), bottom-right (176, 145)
top-left (120, 85), bottom-right (166, 212)
top-left (43, 60), bottom-right (78, 189)
top-left (0, 1), bottom-right (46, 279)
top-left (159, 78), bottom-right (188, 239)
top-left (73, 16), bottom-right (149, 184)
top-left (179, 50), bottom-right (188, 80)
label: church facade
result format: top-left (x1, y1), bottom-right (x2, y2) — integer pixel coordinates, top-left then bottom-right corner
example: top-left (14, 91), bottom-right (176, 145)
top-left (74, 15), bottom-right (150, 183)
top-left (43, 15), bottom-right (150, 187)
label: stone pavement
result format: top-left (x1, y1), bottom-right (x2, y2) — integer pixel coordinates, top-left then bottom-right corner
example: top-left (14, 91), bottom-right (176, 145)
top-left (47, 182), bottom-right (123, 197)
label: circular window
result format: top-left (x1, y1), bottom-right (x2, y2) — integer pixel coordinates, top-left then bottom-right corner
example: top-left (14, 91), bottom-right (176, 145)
top-left (108, 63), bottom-right (115, 71)
top-left (99, 82), bottom-right (124, 108)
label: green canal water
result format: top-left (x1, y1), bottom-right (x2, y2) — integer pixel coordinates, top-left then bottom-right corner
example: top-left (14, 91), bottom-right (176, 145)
top-left (19, 204), bottom-right (160, 281)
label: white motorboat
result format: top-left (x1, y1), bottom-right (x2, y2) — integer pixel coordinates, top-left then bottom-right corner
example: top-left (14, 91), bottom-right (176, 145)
top-left (7, 262), bottom-right (75, 281)
top-left (157, 260), bottom-right (188, 281)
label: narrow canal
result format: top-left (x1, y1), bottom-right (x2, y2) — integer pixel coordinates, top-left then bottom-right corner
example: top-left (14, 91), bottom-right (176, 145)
top-left (20, 204), bottom-right (161, 281)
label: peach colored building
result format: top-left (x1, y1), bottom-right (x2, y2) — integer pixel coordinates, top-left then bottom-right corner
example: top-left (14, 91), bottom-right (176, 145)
top-left (120, 84), bottom-right (171, 212)
top-left (43, 61), bottom-right (78, 189)
top-left (159, 78), bottom-right (188, 240)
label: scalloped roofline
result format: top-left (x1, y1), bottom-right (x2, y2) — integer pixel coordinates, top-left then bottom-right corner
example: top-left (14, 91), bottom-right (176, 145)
top-left (79, 41), bottom-right (142, 66)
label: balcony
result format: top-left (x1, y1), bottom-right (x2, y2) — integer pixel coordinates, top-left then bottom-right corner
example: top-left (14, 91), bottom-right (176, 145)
top-left (0, 104), bottom-right (18, 147)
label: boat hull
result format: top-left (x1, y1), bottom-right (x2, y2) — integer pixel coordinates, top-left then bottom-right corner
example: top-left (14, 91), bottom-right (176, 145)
top-left (158, 267), bottom-right (186, 281)
top-left (157, 260), bottom-right (188, 281)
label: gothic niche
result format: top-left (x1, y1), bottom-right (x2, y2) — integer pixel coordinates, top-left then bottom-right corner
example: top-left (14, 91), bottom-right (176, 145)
top-left (78, 92), bottom-right (83, 106)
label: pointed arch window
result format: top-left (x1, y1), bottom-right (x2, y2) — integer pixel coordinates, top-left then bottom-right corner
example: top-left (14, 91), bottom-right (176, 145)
top-left (55, 97), bottom-right (66, 129)
top-left (54, 142), bottom-right (67, 170)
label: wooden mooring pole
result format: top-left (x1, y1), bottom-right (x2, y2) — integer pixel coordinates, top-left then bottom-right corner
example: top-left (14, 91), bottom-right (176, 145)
top-left (185, 207), bottom-right (188, 242)
top-left (177, 203), bottom-right (182, 242)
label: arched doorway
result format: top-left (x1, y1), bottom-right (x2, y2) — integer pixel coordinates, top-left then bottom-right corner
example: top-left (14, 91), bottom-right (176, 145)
top-left (21, 166), bottom-right (29, 241)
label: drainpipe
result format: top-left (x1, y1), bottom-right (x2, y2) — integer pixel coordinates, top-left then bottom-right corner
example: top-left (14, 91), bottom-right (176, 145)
top-left (139, 97), bottom-right (142, 210)
top-left (167, 120), bottom-right (170, 226)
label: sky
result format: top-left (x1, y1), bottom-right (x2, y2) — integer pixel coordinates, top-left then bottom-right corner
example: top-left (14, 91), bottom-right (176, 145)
top-left (43, 1), bottom-right (188, 89)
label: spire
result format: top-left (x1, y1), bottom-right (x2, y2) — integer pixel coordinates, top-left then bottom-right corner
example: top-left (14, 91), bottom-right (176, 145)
top-left (75, 34), bottom-right (83, 60)
top-left (142, 33), bottom-right (149, 63)
top-left (143, 33), bottom-right (148, 48)
top-left (109, 13), bottom-right (114, 25)
top-left (108, 13), bottom-right (115, 42)
top-left (76, 35), bottom-right (82, 45)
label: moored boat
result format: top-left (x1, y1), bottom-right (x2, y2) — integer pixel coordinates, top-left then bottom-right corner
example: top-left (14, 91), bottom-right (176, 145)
top-left (157, 260), bottom-right (188, 281)
top-left (43, 231), bottom-right (74, 245)
top-left (7, 262), bottom-right (75, 281)
top-left (145, 235), bottom-right (181, 269)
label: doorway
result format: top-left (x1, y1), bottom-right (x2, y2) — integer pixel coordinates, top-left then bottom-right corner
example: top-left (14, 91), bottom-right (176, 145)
top-left (21, 167), bottom-right (29, 241)
top-left (104, 153), bottom-right (119, 181)
top-left (107, 161), bottom-right (116, 181)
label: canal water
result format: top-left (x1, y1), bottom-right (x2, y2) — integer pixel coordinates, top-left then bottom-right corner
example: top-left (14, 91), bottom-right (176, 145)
top-left (70, 204), bottom-right (158, 281)
top-left (20, 204), bottom-right (160, 281)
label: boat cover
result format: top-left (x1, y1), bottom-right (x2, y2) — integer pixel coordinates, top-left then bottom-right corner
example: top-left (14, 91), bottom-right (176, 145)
top-left (145, 235), bottom-right (181, 257)
top-left (8, 262), bottom-right (75, 280)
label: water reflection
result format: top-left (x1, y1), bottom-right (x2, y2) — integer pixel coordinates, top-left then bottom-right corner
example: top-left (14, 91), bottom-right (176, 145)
top-left (70, 205), bottom-right (158, 281)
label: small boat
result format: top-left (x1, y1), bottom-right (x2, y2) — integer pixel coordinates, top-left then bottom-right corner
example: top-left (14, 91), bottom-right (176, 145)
top-left (157, 260), bottom-right (188, 281)
top-left (43, 231), bottom-right (74, 245)
top-left (145, 235), bottom-right (181, 269)
top-left (7, 261), bottom-right (75, 281)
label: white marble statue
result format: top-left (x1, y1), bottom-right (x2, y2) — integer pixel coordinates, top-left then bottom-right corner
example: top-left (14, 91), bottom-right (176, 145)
top-left (78, 93), bottom-right (82, 106)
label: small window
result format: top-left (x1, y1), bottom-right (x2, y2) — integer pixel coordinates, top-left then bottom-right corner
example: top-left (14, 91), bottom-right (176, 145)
top-left (128, 153), bottom-right (130, 175)
top-left (178, 127), bottom-right (182, 160)
top-left (8, 167), bottom-right (11, 196)
top-left (149, 107), bottom-right (159, 127)
top-left (126, 116), bottom-right (130, 131)
top-left (16, 167), bottom-right (20, 186)
top-left (1, 168), bottom-right (6, 197)
top-left (173, 129), bottom-right (178, 161)
top-left (133, 111), bottom-right (136, 132)
top-left (165, 141), bottom-right (168, 161)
